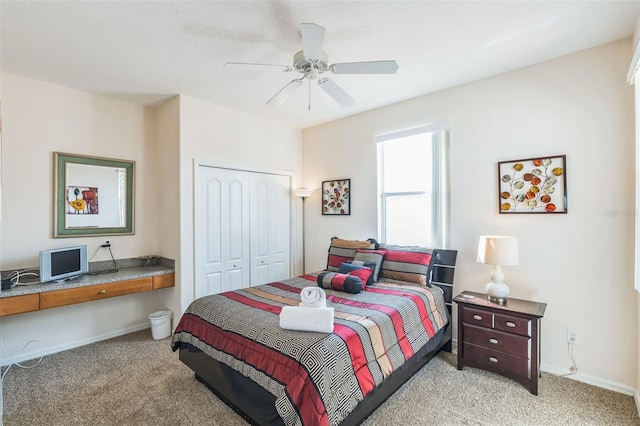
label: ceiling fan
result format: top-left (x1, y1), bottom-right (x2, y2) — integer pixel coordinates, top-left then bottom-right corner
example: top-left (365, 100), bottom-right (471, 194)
top-left (223, 23), bottom-right (399, 109)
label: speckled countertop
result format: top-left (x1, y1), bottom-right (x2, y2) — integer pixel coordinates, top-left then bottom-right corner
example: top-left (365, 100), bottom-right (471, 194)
top-left (0, 265), bottom-right (175, 298)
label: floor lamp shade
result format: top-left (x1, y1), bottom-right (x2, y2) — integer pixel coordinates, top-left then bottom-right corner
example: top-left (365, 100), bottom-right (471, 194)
top-left (294, 188), bottom-right (314, 198)
top-left (477, 236), bottom-right (519, 304)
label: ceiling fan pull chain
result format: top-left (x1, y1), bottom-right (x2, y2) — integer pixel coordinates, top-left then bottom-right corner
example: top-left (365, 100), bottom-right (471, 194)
top-left (308, 79), bottom-right (312, 111)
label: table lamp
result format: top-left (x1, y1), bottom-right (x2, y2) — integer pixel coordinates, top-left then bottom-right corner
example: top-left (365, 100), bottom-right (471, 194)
top-left (476, 235), bottom-right (519, 304)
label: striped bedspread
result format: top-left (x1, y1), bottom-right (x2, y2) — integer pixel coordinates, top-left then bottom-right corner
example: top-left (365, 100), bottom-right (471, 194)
top-left (171, 275), bottom-right (448, 426)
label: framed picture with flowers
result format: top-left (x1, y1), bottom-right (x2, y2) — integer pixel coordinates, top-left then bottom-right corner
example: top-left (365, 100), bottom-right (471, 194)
top-left (322, 179), bottom-right (351, 215)
top-left (498, 155), bottom-right (567, 214)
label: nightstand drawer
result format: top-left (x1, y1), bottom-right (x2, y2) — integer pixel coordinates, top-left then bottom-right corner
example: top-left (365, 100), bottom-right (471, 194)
top-left (461, 306), bottom-right (493, 328)
top-left (462, 343), bottom-right (530, 379)
top-left (463, 323), bottom-right (530, 358)
top-left (494, 313), bottom-right (531, 337)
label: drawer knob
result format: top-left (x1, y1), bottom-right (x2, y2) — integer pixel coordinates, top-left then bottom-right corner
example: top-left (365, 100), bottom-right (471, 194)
top-left (99, 290), bottom-right (107, 295)
top-left (488, 356), bottom-right (498, 363)
top-left (506, 321), bottom-right (516, 328)
top-left (489, 338), bottom-right (498, 344)
top-left (473, 314), bottom-right (482, 321)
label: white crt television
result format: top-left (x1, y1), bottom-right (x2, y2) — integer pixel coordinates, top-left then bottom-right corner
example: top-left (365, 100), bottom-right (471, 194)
top-left (40, 245), bottom-right (88, 283)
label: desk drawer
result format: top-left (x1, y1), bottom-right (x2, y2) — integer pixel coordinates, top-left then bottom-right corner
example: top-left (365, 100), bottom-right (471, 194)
top-left (462, 342), bottom-right (530, 379)
top-left (40, 278), bottom-right (153, 309)
top-left (461, 306), bottom-right (493, 328)
top-left (463, 323), bottom-right (530, 357)
top-left (0, 294), bottom-right (40, 316)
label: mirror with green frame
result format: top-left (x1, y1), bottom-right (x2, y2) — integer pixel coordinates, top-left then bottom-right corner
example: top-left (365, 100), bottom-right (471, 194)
top-left (54, 152), bottom-right (135, 237)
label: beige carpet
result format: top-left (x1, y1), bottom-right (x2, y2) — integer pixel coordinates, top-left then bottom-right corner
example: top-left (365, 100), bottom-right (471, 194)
top-left (2, 330), bottom-right (638, 426)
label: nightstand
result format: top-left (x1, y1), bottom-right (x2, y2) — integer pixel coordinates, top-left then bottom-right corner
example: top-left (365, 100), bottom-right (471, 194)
top-left (454, 291), bottom-right (547, 395)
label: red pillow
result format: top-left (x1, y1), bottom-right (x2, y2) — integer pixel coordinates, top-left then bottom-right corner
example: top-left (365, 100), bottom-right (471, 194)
top-left (346, 267), bottom-right (373, 289)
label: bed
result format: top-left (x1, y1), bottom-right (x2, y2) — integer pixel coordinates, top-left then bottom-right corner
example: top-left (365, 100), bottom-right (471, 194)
top-left (172, 245), bottom-right (457, 426)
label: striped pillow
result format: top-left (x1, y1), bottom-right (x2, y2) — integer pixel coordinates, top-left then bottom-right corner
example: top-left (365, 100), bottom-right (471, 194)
top-left (326, 237), bottom-right (377, 272)
top-left (317, 272), bottom-right (363, 294)
top-left (378, 244), bottom-right (434, 286)
top-left (353, 249), bottom-right (386, 282)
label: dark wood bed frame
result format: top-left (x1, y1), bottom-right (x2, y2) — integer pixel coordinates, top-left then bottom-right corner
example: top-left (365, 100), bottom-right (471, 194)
top-left (178, 249), bottom-right (458, 425)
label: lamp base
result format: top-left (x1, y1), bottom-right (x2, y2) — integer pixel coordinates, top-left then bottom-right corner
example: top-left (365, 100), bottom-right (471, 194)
top-left (487, 294), bottom-right (507, 305)
top-left (485, 280), bottom-right (509, 305)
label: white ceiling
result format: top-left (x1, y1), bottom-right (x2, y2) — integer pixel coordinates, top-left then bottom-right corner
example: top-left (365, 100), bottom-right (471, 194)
top-left (2, 1), bottom-right (639, 129)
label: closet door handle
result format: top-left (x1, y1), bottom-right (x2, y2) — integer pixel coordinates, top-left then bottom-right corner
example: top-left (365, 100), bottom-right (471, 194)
top-left (489, 338), bottom-right (498, 344)
top-left (473, 314), bottom-right (482, 321)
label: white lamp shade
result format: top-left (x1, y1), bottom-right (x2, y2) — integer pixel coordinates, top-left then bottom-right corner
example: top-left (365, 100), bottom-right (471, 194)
top-left (477, 236), bottom-right (519, 266)
top-left (294, 188), bottom-right (314, 198)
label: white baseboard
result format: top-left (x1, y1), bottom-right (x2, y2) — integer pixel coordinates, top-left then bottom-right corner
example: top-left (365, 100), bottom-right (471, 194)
top-left (453, 338), bottom-right (635, 397)
top-left (0, 322), bottom-right (150, 367)
top-left (540, 363), bottom-right (635, 396)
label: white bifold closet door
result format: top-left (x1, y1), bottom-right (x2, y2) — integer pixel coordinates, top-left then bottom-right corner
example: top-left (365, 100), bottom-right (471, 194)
top-left (195, 166), bottom-right (290, 298)
top-left (250, 173), bottom-right (290, 287)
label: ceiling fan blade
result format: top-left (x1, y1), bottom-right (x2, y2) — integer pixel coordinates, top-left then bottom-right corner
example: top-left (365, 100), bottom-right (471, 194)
top-left (301, 23), bottom-right (325, 60)
top-left (331, 60), bottom-right (399, 74)
top-left (224, 62), bottom-right (292, 72)
top-left (318, 78), bottom-right (355, 107)
top-left (267, 79), bottom-right (303, 106)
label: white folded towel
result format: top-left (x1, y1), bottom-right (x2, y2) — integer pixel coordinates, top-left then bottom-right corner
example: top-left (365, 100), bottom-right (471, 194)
top-left (299, 286), bottom-right (326, 308)
top-left (279, 306), bottom-right (334, 333)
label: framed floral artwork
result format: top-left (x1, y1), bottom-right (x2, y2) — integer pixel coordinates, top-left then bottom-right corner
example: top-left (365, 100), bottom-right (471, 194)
top-left (498, 155), bottom-right (567, 214)
top-left (322, 179), bottom-right (351, 215)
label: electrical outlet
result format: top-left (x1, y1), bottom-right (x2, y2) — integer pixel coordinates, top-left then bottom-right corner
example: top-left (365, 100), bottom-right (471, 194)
top-left (101, 240), bottom-right (111, 248)
top-left (567, 329), bottom-right (579, 345)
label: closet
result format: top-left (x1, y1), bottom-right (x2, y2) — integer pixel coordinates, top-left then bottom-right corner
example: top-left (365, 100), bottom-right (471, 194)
top-left (194, 165), bottom-right (291, 298)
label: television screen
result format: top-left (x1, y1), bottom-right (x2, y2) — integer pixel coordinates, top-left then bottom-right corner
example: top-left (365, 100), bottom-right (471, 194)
top-left (51, 249), bottom-right (82, 277)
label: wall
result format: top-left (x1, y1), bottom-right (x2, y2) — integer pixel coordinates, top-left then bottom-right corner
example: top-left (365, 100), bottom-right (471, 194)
top-left (632, 13), bottom-right (640, 412)
top-left (0, 73), bottom-right (303, 363)
top-left (302, 39), bottom-right (637, 393)
top-left (154, 96), bottom-right (181, 321)
top-left (177, 96), bottom-right (303, 313)
top-left (0, 72), bottom-right (167, 363)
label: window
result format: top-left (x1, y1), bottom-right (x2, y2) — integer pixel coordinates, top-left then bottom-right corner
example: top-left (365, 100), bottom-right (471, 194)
top-left (375, 125), bottom-right (450, 248)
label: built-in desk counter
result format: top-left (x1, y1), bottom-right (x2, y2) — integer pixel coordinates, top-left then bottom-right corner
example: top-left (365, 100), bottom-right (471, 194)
top-left (0, 265), bottom-right (175, 317)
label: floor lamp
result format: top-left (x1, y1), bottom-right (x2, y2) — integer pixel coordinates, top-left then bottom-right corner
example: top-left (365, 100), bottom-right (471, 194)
top-left (294, 188), bottom-right (314, 274)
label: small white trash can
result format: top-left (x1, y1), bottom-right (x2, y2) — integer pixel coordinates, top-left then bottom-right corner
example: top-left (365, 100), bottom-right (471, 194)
top-left (149, 309), bottom-right (173, 340)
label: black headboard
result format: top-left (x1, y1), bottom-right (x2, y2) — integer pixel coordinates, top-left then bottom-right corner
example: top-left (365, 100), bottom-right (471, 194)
top-left (428, 249), bottom-right (458, 317)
